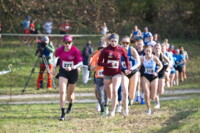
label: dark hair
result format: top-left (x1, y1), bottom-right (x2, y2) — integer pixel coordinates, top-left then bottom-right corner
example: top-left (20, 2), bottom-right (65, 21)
top-left (179, 45), bottom-right (184, 55)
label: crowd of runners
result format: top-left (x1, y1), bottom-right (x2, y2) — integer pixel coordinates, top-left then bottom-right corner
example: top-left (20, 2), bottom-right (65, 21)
top-left (42, 24), bottom-right (189, 120)
top-left (1, 16), bottom-right (189, 120)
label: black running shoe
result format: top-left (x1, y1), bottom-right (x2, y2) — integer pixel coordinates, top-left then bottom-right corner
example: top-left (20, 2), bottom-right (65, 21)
top-left (66, 108), bottom-right (71, 114)
top-left (59, 114), bottom-right (65, 121)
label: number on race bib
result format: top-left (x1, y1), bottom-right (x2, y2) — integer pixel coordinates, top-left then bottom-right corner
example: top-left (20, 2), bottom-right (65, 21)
top-left (62, 61), bottom-right (74, 68)
top-left (108, 60), bottom-right (119, 69)
top-left (121, 61), bottom-right (132, 68)
top-left (145, 68), bottom-right (154, 74)
top-left (97, 70), bottom-right (104, 77)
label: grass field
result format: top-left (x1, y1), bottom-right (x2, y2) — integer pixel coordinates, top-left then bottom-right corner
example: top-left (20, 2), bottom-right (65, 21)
top-left (0, 37), bottom-right (200, 95)
top-left (0, 36), bottom-right (200, 132)
top-left (0, 98), bottom-right (200, 133)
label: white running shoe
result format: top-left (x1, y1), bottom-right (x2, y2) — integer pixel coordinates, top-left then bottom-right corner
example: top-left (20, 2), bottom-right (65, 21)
top-left (123, 110), bottom-right (129, 116)
top-left (110, 111), bottom-right (115, 117)
top-left (147, 109), bottom-right (152, 115)
top-left (96, 103), bottom-right (101, 112)
top-left (116, 105), bottom-right (122, 113)
top-left (105, 106), bottom-right (109, 115)
top-left (154, 104), bottom-right (160, 109)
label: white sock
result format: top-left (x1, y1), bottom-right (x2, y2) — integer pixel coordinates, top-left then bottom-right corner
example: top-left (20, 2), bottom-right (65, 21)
top-left (141, 93), bottom-right (145, 99)
top-left (136, 91), bottom-right (140, 96)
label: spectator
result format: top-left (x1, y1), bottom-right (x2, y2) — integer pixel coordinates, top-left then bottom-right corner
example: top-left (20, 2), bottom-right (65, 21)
top-left (101, 22), bottom-right (109, 35)
top-left (82, 40), bottom-right (93, 84)
top-left (19, 16), bottom-right (31, 46)
top-left (58, 19), bottom-right (71, 45)
top-left (43, 18), bottom-right (53, 34)
top-left (35, 20), bottom-right (42, 34)
top-left (36, 36), bottom-right (55, 90)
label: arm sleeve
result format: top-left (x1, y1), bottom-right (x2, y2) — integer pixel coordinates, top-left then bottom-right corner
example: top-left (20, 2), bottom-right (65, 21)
top-left (45, 42), bottom-right (55, 53)
top-left (97, 50), bottom-right (111, 67)
top-left (73, 61), bottom-right (83, 69)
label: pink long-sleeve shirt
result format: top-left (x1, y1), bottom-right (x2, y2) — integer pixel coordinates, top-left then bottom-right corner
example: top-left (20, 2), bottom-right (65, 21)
top-left (55, 45), bottom-right (83, 69)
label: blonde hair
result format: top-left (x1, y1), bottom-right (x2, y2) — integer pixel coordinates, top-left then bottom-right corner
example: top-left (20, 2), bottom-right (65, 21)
top-left (101, 33), bottom-right (111, 42)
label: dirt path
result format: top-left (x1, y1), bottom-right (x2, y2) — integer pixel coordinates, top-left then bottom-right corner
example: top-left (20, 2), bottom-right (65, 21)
top-left (0, 89), bottom-right (199, 105)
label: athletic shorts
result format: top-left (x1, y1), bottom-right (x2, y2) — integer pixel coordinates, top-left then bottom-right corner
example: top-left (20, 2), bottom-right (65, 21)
top-left (139, 65), bottom-right (145, 77)
top-left (59, 68), bottom-right (78, 84)
top-left (171, 67), bottom-right (176, 74)
top-left (143, 74), bottom-right (157, 82)
top-left (121, 69), bottom-right (138, 79)
top-left (175, 65), bottom-right (183, 73)
top-left (104, 74), bottom-right (121, 80)
top-left (158, 65), bottom-right (168, 79)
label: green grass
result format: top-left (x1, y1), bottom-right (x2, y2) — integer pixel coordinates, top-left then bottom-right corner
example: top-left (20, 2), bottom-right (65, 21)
top-left (0, 97), bottom-right (199, 133)
top-left (0, 37), bottom-right (200, 95)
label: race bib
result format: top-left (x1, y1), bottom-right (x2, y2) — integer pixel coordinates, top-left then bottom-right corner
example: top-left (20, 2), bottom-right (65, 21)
top-left (145, 68), bottom-right (154, 74)
top-left (97, 70), bottom-right (104, 77)
top-left (144, 37), bottom-right (149, 42)
top-left (121, 61), bottom-right (132, 68)
top-left (108, 60), bottom-right (119, 69)
top-left (62, 61), bottom-right (74, 68)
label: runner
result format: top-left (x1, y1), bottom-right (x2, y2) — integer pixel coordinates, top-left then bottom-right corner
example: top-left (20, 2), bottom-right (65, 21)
top-left (135, 39), bottom-right (145, 105)
top-left (153, 33), bottom-right (159, 42)
top-left (98, 33), bottom-right (130, 116)
top-left (173, 49), bottom-right (186, 85)
top-left (52, 35), bottom-right (83, 121)
top-left (142, 27), bottom-right (152, 46)
top-left (147, 36), bottom-right (156, 47)
top-left (130, 25), bottom-right (142, 43)
top-left (179, 46), bottom-right (189, 81)
top-left (140, 45), bottom-right (163, 115)
top-left (90, 40), bottom-right (108, 116)
top-left (120, 36), bottom-right (141, 116)
top-left (154, 43), bottom-right (171, 109)
top-left (162, 39), bottom-right (170, 50)
top-left (162, 44), bottom-right (174, 88)
top-left (88, 34), bottom-right (110, 112)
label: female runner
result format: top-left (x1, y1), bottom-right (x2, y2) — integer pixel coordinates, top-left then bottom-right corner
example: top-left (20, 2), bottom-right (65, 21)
top-left (53, 35), bottom-right (83, 121)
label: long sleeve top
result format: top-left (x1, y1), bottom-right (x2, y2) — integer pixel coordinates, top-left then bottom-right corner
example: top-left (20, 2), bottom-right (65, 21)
top-left (98, 45), bottom-right (130, 76)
